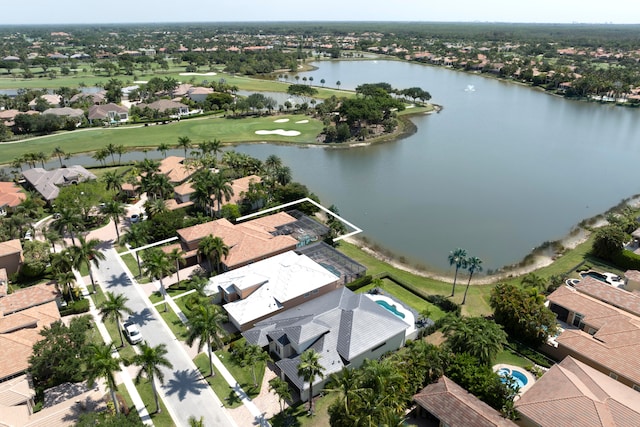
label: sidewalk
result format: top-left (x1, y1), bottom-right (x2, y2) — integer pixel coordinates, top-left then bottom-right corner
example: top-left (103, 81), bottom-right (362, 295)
top-left (73, 269), bottom-right (154, 425)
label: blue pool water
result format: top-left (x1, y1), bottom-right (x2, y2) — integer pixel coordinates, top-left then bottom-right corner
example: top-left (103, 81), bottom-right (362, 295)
top-left (376, 300), bottom-right (405, 319)
top-left (498, 367), bottom-right (528, 389)
top-left (580, 271), bottom-right (607, 283)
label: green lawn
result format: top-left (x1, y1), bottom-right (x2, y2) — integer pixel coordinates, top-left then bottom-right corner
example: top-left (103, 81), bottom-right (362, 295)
top-left (494, 348), bottom-right (531, 368)
top-left (358, 278), bottom-right (446, 320)
top-left (158, 307), bottom-right (189, 340)
top-left (134, 377), bottom-right (175, 427)
top-left (270, 393), bottom-right (334, 427)
top-left (0, 113), bottom-right (324, 165)
top-left (120, 254), bottom-right (148, 283)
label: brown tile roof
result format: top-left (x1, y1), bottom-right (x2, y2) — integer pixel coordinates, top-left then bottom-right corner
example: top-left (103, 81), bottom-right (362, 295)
top-left (575, 277), bottom-right (640, 316)
top-left (0, 300), bottom-right (60, 380)
top-left (413, 376), bottom-right (517, 427)
top-left (177, 213), bottom-right (298, 269)
top-left (548, 284), bottom-right (640, 385)
top-left (515, 356), bottom-right (640, 427)
top-left (228, 175), bottom-right (261, 205)
top-left (625, 270), bottom-right (640, 282)
top-left (164, 198), bottom-right (193, 211)
top-left (0, 181), bottom-right (27, 209)
top-left (0, 282), bottom-right (59, 315)
top-left (0, 239), bottom-right (23, 258)
top-left (158, 156), bottom-right (196, 184)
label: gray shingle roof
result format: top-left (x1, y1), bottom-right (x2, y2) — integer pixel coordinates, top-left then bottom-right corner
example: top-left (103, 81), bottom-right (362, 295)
top-left (22, 166), bottom-right (96, 201)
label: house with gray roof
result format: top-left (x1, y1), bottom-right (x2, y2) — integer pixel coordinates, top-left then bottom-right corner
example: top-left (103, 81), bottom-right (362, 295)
top-left (22, 166), bottom-right (96, 202)
top-left (243, 287), bottom-right (409, 401)
top-left (88, 103), bottom-right (129, 124)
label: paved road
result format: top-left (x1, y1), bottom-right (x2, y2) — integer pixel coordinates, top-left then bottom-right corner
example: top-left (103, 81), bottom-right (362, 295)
top-left (94, 247), bottom-right (237, 427)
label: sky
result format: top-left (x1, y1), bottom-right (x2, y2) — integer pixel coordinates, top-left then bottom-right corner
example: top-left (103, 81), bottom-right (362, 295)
top-left (2, 0), bottom-right (639, 25)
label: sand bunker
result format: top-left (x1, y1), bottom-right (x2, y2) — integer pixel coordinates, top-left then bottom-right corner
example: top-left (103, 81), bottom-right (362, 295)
top-left (295, 120), bottom-right (309, 124)
top-left (255, 129), bottom-right (301, 137)
top-left (134, 80), bottom-right (148, 84)
top-left (274, 118), bottom-right (290, 123)
top-left (179, 72), bottom-right (218, 76)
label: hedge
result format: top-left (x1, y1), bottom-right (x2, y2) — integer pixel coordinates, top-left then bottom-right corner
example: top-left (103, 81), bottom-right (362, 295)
top-left (610, 250), bottom-right (640, 271)
top-left (346, 275), bottom-right (373, 291)
top-left (59, 299), bottom-right (90, 316)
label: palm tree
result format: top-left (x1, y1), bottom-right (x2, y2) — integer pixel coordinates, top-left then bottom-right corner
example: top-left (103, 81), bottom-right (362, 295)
top-left (51, 207), bottom-right (83, 245)
top-left (462, 256), bottom-right (483, 305)
top-left (197, 235), bottom-right (229, 274)
top-left (448, 248), bottom-right (467, 297)
top-left (185, 304), bottom-right (227, 377)
top-left (141, 248), bottom-right (174, 312)
top-left (521, 273), bottom-right (547, 291)
top-left (336, 80), bottom-right (341, 90)
top-left (99, 292), bottom-right (134, 348)
top-left (297, 348), bottom-right (325, 414)
top-left (44, 228), bottom-right (62, 253)
top-left (85, 343), bottom-right (122, 413)
top-left (176, 136), bottom-right (192, 158)
top-left (264, 154), bottom-right (283, 175)
top-left (269, 377), bottom-right (291, 414)
top-left (52, 146), bottom-right (65, 167)
top-left (441, 316), bottom-right (507, 366)
top-left (123, 225), bottom-right (149, 277)
top-left (245, 344), bottom-right (270, 387)
top-left (131, 342), bottom-right (173, 414)
top-left (55, 270), bottom-right (77, 302)
top-left (210, 173), bottom-right (234, 217)
top-left (102, 200), bottom-right (125, 243)
top-left (157, 142), bottom-right (170, 157)
top-left (324, 368), bottom-right (362, 418)
top-left (92, 148), bottom-right (109, 166)
top-left (102, 171), bottom-right (124, 194)
top-left (320, 78), bottom-right (325, 87)
top-left (167, 247), bottom-right (186, 285)
top-left (70, 236), bottom-right (106, 294)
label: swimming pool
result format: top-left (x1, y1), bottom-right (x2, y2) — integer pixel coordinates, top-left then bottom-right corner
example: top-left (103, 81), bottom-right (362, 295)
top-left (376, 299), bottom-right (405, 319)
top-left (580, 271), bottom-right (608, 283)
top-left (498, 367), bottom-right (528, 389)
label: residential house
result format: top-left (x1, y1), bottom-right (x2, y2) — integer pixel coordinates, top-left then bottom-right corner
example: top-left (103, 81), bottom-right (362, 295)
top-left (243, 287), bottom-right (409, 401)
top-left (0, 283), bottom-right (61, 382)
top-left (207, 250), bottom-right (342, 331)
top-left (624, 269), bottom-right (640, 292)
top-left (28, 94), bottom-right (61, 110)
top-left (69, 91), bottom-right (106, 106)
top-left (173, 174), bottom-right (262, 209)
top-left (22, 165), bottom-right (96, 202)
top-left (545, 277), bottom-right (640, 389)
top-left (87, 103), bottom-right (129, 124)
top-left (187, 86), bottom-right (214, 103)
top-left (0, 239), bottom-right (23, 276)
top-left (158, 156), bottom-right (197, 185)
top-left (0, 182), bottom-right (26, 216)
top-left (138, 99), bottom-right (189, 117)
top-left (412, 376), bottom-right (517, 427)
top-left (173, 212), bottom-right (299, 269)
top-left (515, 356), bottom-right (640, 427)
top-left (42, 107), bottom-right (85, 121)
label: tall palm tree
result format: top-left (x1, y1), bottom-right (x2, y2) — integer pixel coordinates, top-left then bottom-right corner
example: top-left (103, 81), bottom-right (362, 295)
top-left (131, 342), bottom-right (173, 414)
top-left (441, 316), bottom-right (506, 366)
top-left (102, 200), bottom-right (125, 243)
top-left (157, 142), bottom-right (170, 158)
top-left (44, 228), bottom-right (62, 253)
top-left (185, 304), bottom-right (227, 377)
top-left (297, 348), bottom-right (325, 414)
top-left (99, 292), bottom-right (134, 348)
top-left (197, 235), bottom-right (229, 274)
top-left (264, 154), bottom-right (283, 175)
top-left (85, 342), bottom-right (122, 413)
top-left (52, 146), bottom-right (65, 167)
top-left (55, 270), bottom-right (77, 302)
top-left (245, 344), bottom-right (270, 387)
top-left (448, 248), bottom-right (467, 297)
top-left (210, 173), bottom-right (234, 217)
top-left (269, 377), bottom-right (291, 414)
top-left (176, 136), bottom-right (192, 158)
top-left (51, 207), bottom-right (83, 245)
top-left (102, 171), bottom-right (124, 194)
top-left (141, 248), bottom-right (174, 312)
top-left (70, 236), bottom-right (106, 294)
top-left (462, 256), bottom-right (483, 305)
top-left (324, 368), bottom-right (363, 418)
top-left (167, 247), bottom-right (186, 285)
top-left (124, 225), bottom-right (149, 277)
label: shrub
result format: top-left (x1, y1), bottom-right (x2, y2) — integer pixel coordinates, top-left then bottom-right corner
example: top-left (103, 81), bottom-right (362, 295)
top-left (59, 298), bottom-right (90, 316)
top-left (346, 275), bottom-right (373, 291)
top-left (425, 294), bottom-right (461, 315)
top-left (610, 250), bottom-right (640, 270)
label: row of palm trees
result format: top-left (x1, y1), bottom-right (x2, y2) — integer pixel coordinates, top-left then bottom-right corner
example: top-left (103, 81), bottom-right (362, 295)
top-left (50, 235), bottom-right (105, 296)
top-left (448, 248), bottom-right (483, 305)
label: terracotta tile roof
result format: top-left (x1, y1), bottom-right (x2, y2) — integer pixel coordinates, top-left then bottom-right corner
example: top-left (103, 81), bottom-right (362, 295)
top-left (413, 376), bottom-right (517, 427)
top-left (0, 300), bottom-right (60, 380)
top-left (177, 213), bottom-right (298, 269)
top-left (158, 156), bottom-right (196, 184)
top-left (165, 198), bottom-right (193, 211)
top-left (228, 175), bottom-right (261, 205)
top-left (0, 282), bottom-right (59, 315)
top-left (173, 181), bottom-right (194, 196)
top-left (548, 284), bottom-right (640, 385)
top-left (515, 356), bottom-right (640, 427)
top-left (0, 181), bottom-right (27, 209)
top-left (625, 270), bottom-right (640, 282)
top-left (0, 374), bottom-right (34, 407)
top-left (0, 239), bottom-right (22, 258)
top-left (575, 277), bottom-right (640, 317)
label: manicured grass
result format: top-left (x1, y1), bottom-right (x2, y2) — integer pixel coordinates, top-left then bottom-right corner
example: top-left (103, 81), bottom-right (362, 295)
top-left (134, 377), bottom-right (175, 427)
top-left (494, 348), bottom-right (531, 368)
top-left (0, 113), bottom-right (324, 165)
top-left (358, 278), bottom-right (446, 320)
top-left (193, 354), bottom-right (242, 408)
top-left (270, 393), bottom-right (333, 427)
top-left (158, 306), bottom-right (189, 340)
top-left (120, 253), bottom-right (149, 283)
top-left (338, 242), bottom-right (494, 316)
top-left (148, 284), bottom-right (190, 304)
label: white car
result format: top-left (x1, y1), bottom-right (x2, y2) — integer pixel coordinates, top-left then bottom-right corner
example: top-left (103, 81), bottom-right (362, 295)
top-left (123, 321), bottom-right (143, 344)
top-left (24, 230), bottom-right (33, 241)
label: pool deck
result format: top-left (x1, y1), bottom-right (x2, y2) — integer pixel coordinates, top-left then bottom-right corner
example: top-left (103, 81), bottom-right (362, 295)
top-left (492, 363), bottom-right (536, 396)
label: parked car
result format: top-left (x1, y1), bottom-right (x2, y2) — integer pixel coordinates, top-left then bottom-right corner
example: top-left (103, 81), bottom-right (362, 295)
top-left (130, 214), bottom-right (140, 223)
top-left (123, 321), bottom-right (143, 344)
top-left (24, 230), bottom-right (32, 241)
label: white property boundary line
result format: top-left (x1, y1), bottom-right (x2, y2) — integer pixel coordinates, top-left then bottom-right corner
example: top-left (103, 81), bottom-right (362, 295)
top-left (236, 197), bottom-right (362, 242)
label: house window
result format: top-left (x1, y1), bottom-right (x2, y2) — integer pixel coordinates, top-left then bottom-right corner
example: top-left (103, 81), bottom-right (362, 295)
top-left (609, 372), bottom-right (618, 380)
top-left (572, 313), bottom-right (584, 329)
top-left (633, 384), bottom-right (640, 392)
top-left (303, 292), bottom-right (311, 298)
top-left (312, 289), bottom-right (319, 294)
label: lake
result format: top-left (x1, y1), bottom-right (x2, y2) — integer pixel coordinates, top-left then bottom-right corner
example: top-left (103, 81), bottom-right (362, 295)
top-left (28, 60), bottom-right (640, 273)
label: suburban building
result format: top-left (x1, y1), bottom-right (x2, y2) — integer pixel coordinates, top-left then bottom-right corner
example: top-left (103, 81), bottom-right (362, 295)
top-left (174, 212), bottom-right (299, 270)
top-left (0, 283), bottom-right (61, 382)
top-left (22, 165), bottom-right (96, 202)
top-left (87, 103), bottom-right (129, 124)
top-left (158, 156), bottom-right (197, 184)
top-left (41, 107), bottom-right (84, 120)
top-left (243, 287), bottom-right (410, 402)
top-left (515, 356), bottom-right (640, 427)
top-left (207, 250), bottom-right (342, 331)
top-left (0, 239), bottom-right (24, 276)
top-left (624, 269), bottom-right (640, 292)
top-left (412, 376), bottom-right (517, 427)
top-left (69, 91), bottom-right (106, 105)
top-left (138, 99), bottom-right (189, 116)
top-left (28, 94), bottom-right (61, 110)
top-left (545, 276), bottom-right (640, 389)
top-left (0, 181), bottom-right (27, 216)
top-left (173, 174), bottom-right (262, 209)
